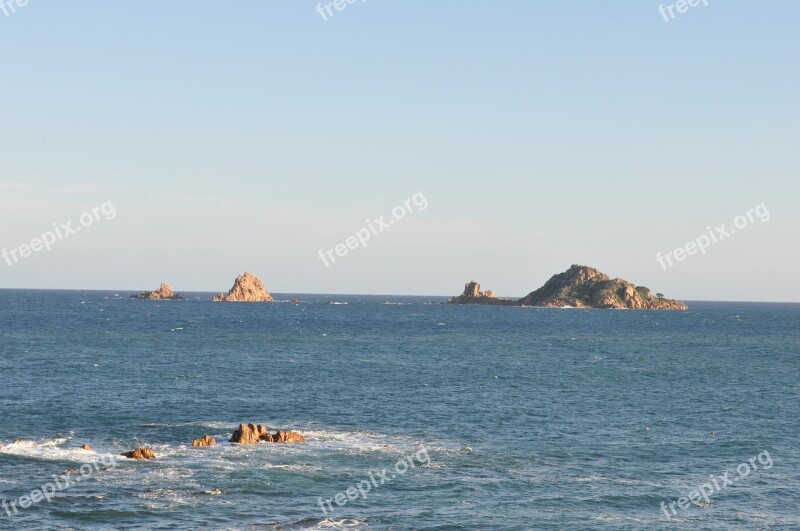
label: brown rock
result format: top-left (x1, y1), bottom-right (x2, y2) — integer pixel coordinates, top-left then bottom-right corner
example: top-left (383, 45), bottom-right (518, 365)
top-left (121, 447), bottom-right (156, 459)
top-left (229, 423), bottom-right (306, 444)
top-left (130, 283), bottom-right (183, 300)
top-left (273, 431), bottom-right (306, 443)
top-left (80, 444), bottom-right (92, 451)
top-left (191, 435), bottom-right (217, 447)
top-left (448, 281), bottom-right (507, 305)
top-left (464, 281), bottom-right (481, 298)
top-left (213, 272), bottom-right (274, 302)
top-left (230, 423), bottom-right (269, 444)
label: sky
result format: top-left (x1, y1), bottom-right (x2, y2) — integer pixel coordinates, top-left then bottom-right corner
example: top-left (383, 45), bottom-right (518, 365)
top-left (0, 1), bottom-right (798, 301)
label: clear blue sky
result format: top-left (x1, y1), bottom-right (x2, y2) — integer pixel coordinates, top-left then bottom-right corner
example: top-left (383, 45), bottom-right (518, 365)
top-left (1, 1), bottom-right (798, 301)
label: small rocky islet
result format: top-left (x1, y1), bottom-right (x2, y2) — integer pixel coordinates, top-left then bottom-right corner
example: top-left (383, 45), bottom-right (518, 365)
top-left (130, 283), bottom-right (183, 300)
top-left (449, 264), bottom-right (687, 309)
top-left (212, 272), bottom-right (273, 302)
top-left (228, 423), bottom-right (306, 444)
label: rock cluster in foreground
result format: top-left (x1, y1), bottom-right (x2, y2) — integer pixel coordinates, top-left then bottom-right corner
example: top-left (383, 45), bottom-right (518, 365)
top-left (229, 423), bottom-right (306, 444)
top-left (449, 265), bottom-right (687, 310)
top-left (213, 272), bottom-right (274, 302)
top-left (130, 283), bottom-right (183, 300)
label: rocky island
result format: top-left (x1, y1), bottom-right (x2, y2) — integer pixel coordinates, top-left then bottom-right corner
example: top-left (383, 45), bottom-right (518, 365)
top-left (213, 272), bottom-right (274, 302)
top-left (130, 283), bottom-right (183, 300)
top-left (449, 281), bottom-right (512, 304)
top-left (449, 265), bottom-right (687, 310)
top-left (229, 423), bottom-right (305, 444)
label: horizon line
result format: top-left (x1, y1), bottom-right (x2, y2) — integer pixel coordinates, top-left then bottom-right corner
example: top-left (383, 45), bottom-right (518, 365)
top-left (0, 288), bottom-right (797, 305)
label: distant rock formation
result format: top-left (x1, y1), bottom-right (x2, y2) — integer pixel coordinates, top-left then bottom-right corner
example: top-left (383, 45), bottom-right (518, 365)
top-left (191, 435), bottom-right (216, 447)
top-left (518, 265), bottom-right (687, 309)
top-left (121, 447), bottom-right (156, 459)
top-left (229, 423), bottom-right (306, 444)
top-left (213, 272), bottom-right (274, 302)
top-left (449, 265), bottom-right (687, 310)
top-left (448, 281), bottom-right (502, 304)
top-left (130, 283), bottom-right (183, 300)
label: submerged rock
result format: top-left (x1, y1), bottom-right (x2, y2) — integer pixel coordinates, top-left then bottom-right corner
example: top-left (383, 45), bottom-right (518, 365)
top-left (213, 272), bottom-right (274, 302)
top-left (130, 283), bottom-right (183, 300)
top-left (121, 447), bottom-right (156, 459)
top-left (191, 435), bottom-right (217, 447)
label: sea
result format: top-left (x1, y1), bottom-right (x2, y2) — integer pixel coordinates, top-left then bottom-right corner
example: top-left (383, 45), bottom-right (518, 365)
top-left (0, 290), bottom-right (798, 530)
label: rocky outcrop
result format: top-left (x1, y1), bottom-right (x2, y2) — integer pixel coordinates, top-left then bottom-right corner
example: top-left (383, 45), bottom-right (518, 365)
top-left (191, 435), bottom-right (217, 447)
top-left (517, 265), bottom-right (687, 309)
top-left (130, 283), bottom-right (183, 300)
top-left (449, 265), bottom-right (687, 310)
top-left (229, 423), bottom-right (306, 444)
top-left (121, 447), bottom-right (156, 459)
top-left (213, 272), bottom-right (274, 302)
top-left (448, 281), bottom-right (506, 305)
top-left (273, 431), bottom-right (306, 443)
top-left (230, 423), bottom-right (267, 444)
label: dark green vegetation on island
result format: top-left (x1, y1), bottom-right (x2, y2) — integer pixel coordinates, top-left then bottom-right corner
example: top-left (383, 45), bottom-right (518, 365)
top-left (449, 265), bottom-right (687, 309)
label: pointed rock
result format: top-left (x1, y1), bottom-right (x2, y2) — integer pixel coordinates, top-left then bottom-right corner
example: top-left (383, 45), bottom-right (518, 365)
top-left (213, 272), bottom-right (274, 302)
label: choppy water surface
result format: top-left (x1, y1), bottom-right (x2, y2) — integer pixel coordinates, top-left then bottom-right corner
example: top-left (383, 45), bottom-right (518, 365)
top-left (0, 290), bottom-right (798, 529)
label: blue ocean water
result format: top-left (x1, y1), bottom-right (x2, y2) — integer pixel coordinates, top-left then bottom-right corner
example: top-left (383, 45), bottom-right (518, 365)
top-left (0, 290), bottom-right (798, 529)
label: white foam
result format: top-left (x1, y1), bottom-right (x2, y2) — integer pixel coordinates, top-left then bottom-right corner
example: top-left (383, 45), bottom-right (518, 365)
top-left (0, 438), bottom-right (116, 464)
top-left (313, 518), bottom-right (367, 529)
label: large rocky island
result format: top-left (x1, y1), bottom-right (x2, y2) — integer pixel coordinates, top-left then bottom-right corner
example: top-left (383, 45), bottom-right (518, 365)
top-left (213, 272), bottom-right (274, 302)
top-left (449, 265), bottom-right (687, 310)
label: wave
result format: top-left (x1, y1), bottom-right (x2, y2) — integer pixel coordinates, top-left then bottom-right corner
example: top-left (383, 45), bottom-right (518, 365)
top-left (0, 438), bottom-right (117, 464)
top-left (1, 424), bottom-right (453, 467)
top-left (312, 518), bottom-right (367, 529)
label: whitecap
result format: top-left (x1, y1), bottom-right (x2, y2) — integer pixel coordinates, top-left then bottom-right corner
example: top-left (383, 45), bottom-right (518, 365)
top-left (0, 438), bottom-right (117, 464)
